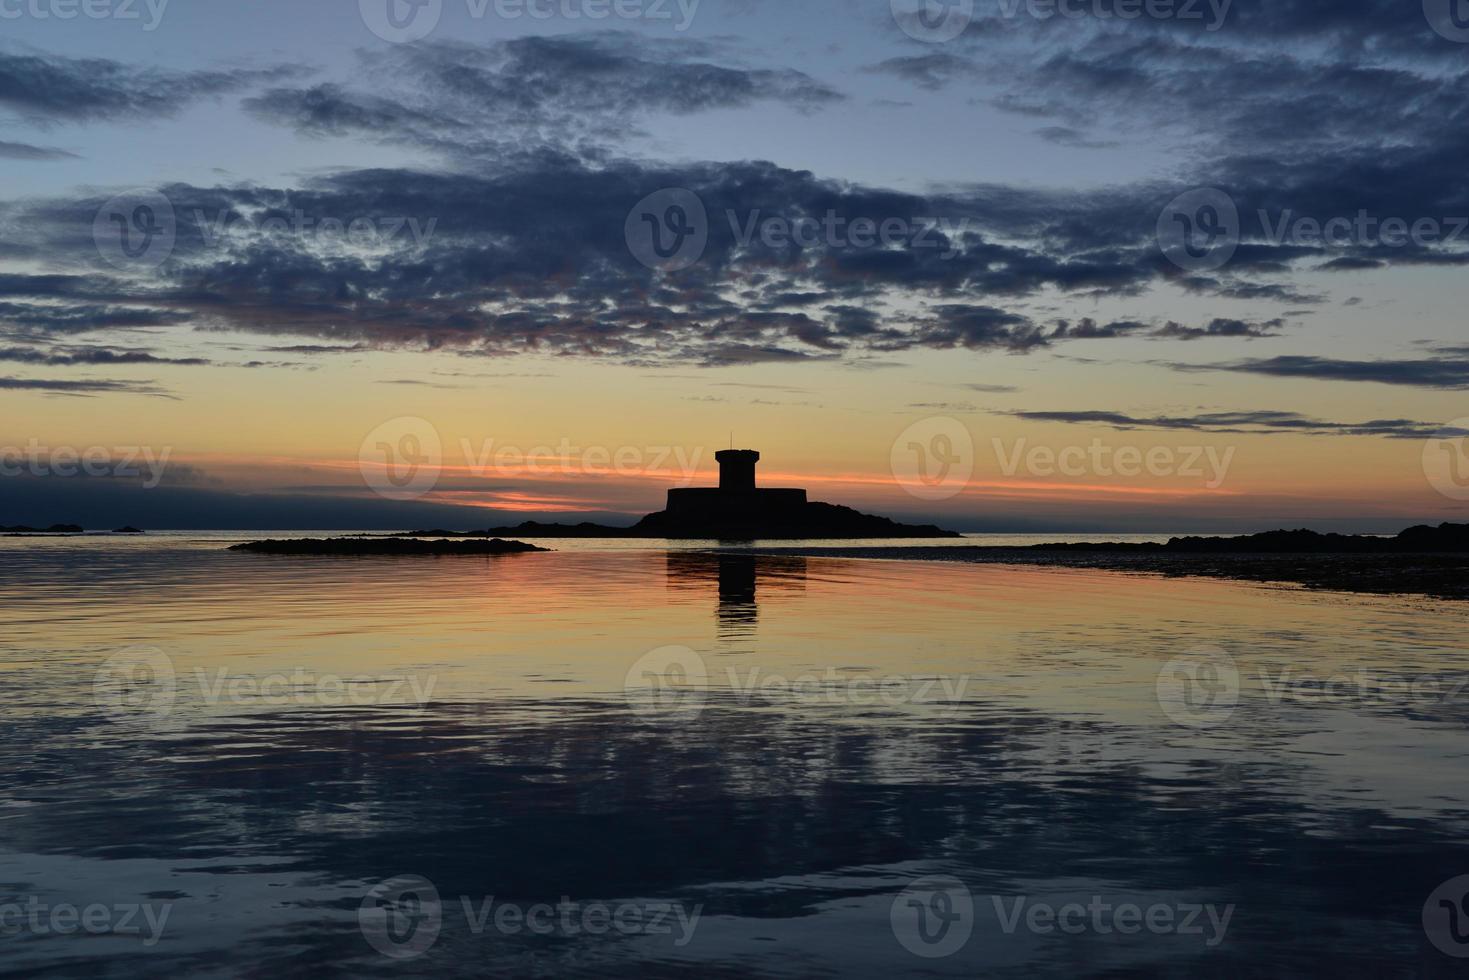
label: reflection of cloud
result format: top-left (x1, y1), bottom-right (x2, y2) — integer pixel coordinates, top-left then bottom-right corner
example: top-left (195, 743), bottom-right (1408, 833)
top-left (6, 665), bottom-right (1465, 974)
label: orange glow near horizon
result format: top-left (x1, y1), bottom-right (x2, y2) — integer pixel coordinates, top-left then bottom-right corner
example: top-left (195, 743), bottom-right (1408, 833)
top-left (9, 343), bottom-right (1469, 529)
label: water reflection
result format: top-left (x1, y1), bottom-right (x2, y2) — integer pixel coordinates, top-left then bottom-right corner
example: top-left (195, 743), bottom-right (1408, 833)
top-left (0, 543), bottom-right (1466, 976)
top-left (665, 553), bottom-right (808, 640)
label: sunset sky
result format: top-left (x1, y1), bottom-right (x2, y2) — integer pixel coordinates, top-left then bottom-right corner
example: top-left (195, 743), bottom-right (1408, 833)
top-left (3, 0), bottom-right (1468, 531)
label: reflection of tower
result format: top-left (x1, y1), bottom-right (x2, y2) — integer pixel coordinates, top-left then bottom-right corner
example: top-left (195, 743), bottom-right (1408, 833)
top-left (715, 554), bottom-right (757, 636)
top-left (665, 553), bottom-right (808, 641)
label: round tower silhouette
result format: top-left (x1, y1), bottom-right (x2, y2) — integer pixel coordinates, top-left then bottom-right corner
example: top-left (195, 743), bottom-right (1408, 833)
top-left (715, 449), bottom-right (760, 491)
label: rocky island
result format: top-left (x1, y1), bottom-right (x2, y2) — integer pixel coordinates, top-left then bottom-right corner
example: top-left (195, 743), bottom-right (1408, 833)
top-left (230, 538), bottom-right (547, 556)
top-left (392, 449), bottom-right (958, 540)
top-left (2, 524), bottom-right (85, 535)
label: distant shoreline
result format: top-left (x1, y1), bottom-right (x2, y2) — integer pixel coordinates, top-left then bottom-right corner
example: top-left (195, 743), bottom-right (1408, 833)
top-left (728, 544), bottom-right (1469, 601)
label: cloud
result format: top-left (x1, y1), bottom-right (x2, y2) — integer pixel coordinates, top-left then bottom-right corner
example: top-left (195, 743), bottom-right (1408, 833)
top-left (0, 346), bottom-right (208, 366)
top-left (1034, 126), bottom-right (1120, 150)
top-left (0, 139), bottom-right (77, 160)
top-left (245, 36), bottom-right (842, 156)
top-left (907, 305), bottom-right (1049, 352)
top-left (875, 4), bottom-right (1469, 289)
top-left (0, 48), bottom-right (305, 124)
top-left (1168, 355), bottom-right (1469, 389)
top-left (0, 376), bottom-right (173, 397)
top-left (864, 53), bottom-right (975, 91)
top-left (7, 16), bottom-right (1461, 374)
top-left (1151, 318), bottom-right (1285, 341)
top-left (1005, 408), bottom-right (1462, 440)
top-left (375, 378), bottom-right (466, 389)
top-left (3, 158), bottom-right (1176, 366)
top-left (1178, 278), bottom-right (1325, 305)
top-left (260, 343), bottom-right (374, 355)
top-left (1049, 317), bottom-right (1147, 340)
top-left (3, 149), bottom-right (1322, 371)
top-left (0, 299), bottom-right (193, 341)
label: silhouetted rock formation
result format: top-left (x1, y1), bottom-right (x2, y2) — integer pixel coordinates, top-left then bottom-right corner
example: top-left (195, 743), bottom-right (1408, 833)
top-left (112, 526), bottom-right (144, 534)
top-left (748, 523), bottom-right (1469, 600)
top-left (230, 538), bottom-right (546, 556)
top-left (1024, 523), bottom-right (1469, 554)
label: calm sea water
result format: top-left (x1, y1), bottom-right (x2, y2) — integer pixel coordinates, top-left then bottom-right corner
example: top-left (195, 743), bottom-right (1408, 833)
top-left (1, 533), bottom-right (1466, 977)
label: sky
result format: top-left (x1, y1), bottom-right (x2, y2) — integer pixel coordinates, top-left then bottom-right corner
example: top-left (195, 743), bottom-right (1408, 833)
top-left (2, 0), bottom-right (1469, 531)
